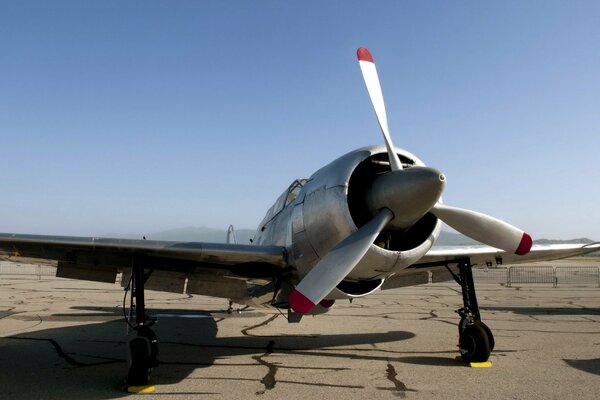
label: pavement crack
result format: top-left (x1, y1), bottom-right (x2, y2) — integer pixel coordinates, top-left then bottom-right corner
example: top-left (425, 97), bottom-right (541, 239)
top-left (382, 362), bottom-right (417, 397)
top-left (7, 336), bottom-right (90, 367)
top-left (2, 314), bottom-right (43, 335)
top-left (241, 314), bottom-right (279, 337)
top-left (419, 310), bottom-right (438, 320)
top-left (253, 340), bottom-right (277, 395)
top-left (0, 308), bottom-right (18, 320)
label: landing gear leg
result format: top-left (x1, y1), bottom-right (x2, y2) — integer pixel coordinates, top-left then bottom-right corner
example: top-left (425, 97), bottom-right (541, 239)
top-left (450, 260), bottom-right (494, 363)
top-left (126, 256), bottom-right (158, 389)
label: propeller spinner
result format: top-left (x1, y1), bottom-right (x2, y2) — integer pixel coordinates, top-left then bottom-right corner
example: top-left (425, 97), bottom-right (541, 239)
top-left (288, 48), bottom-right (532, 314)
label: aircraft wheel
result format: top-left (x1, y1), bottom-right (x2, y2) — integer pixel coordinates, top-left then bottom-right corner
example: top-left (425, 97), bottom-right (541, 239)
top-left (459, 323), bottom-right (491, 363)
top-left (477, 321), bottom-right (495, 351)
top-left (127, 336), bottom-right (152, 386)
top-left (141, 328), bottom-right (159, 368)
top-left (459, 317), bottom-right (495, 353)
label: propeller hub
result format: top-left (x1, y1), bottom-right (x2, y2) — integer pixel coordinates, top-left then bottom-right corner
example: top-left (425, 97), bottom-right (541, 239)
top-left (365, 167), bottom-right (445, 230)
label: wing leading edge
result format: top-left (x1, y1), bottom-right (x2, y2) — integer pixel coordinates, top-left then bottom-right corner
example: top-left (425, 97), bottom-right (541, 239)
top-left (381, 242), bottom-right (600, 291)
top-left (0, 233), bottom-right (288, 281)
top-left (421, 242), bottom-right (600, 266)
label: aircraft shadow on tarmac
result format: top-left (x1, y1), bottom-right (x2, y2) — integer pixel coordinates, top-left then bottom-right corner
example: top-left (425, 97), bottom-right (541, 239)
top-left (563, 358), bottom-right (600, 376)
top-left (2, 306), bottom-right (425, 398)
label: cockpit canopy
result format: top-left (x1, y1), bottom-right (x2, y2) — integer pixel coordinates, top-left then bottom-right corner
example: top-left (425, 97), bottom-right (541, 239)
top-left (260, 179), bottom-right (307, 226)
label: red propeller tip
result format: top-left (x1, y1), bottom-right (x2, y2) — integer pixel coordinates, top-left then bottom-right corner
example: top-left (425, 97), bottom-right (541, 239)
top-left (357, 47), bottom-right (374, 62)
top-left (289, 289), bottom-right (316, 314)
top-left (515, 232), bottom-right (533, 255)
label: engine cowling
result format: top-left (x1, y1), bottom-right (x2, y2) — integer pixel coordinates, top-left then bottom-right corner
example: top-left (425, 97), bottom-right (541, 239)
top-left (289, 145), bottom-right (442, 297)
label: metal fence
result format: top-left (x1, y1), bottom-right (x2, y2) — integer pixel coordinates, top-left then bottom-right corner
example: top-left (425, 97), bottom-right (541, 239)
top-left (555, 266), bottom-right (600, 286)
top-left (507, 266), bottom-right (555, 287)
top-left (472, 268), bottom-right (508, 284)
top-left (474, 265), bottom-right (600, 287)
top-left (0, 261), bottom-right (57, 279)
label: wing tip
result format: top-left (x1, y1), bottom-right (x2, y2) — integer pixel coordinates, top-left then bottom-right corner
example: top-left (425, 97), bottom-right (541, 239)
top-left (357, 47), bottom-right (374, 62)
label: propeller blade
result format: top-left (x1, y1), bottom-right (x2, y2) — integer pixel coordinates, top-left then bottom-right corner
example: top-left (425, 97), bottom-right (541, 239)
top-left (431, 204), bottom-right (532, 255)
top-left (289, 208), bottom-right (394, 314)
top-left (357, 47), bottom-right (403, 171)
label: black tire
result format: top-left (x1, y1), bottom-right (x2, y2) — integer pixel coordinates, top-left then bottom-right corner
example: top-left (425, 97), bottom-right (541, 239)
top-left (459, 323), bottom-right (491, 363)
top-left (139, 329), bottom-right (159, 368)
top-left (127, 337), bottom-right (151, 386)
top-left (477, 321), bottom-right (495, 352)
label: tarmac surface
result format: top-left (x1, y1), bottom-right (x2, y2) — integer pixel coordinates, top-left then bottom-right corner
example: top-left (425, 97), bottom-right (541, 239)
top-left (1, 262), bottom-right (599, 399)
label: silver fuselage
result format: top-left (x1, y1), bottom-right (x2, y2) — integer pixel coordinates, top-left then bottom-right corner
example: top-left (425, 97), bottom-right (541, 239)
top-left (252, 145), bottom-right (442, 301)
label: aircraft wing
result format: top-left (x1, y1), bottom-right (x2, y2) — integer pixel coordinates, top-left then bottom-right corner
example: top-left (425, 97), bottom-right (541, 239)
top-left (0, 233), bottom-right (288, 283)
top-left (421, 242), bottom-right (600, 266)
top-left (381, 242), bottom-right (600, 290)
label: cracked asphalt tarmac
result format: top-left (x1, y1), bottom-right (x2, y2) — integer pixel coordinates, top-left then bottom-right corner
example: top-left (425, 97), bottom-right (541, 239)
top-left (1, 261), bottom-right (599, 399)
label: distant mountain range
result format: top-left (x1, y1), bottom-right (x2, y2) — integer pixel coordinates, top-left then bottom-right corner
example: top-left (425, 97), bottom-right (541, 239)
top-left (108, 226), bottom-right (594, 247)
top-left (434, 232), bottom-right (594, 246)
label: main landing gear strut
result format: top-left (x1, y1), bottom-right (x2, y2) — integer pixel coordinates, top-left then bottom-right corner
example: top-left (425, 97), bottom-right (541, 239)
top-left (447, 259), bottom-right (495, 363)
top-left (126, 256), bottom-right (159, 389)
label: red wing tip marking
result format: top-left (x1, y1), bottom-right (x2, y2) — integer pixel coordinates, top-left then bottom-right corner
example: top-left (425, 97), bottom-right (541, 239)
top-left (289, 289), bottom-right (316, 314)
top-left (357, 47), bottom-right (374, 62)
top-left (515, 232), bottom-right (533, 255)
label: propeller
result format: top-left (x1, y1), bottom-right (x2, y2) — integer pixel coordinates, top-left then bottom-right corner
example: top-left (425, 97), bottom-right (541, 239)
top-left (356, 47), bottom-right (531, 255)
top-left (357, 47), bottom-right (403, 171)
top-left (431, 204), bottom-right (532, 255)
top-left (288, 47), bottom-right (532, 314)
top-left (288, 208), bottom-right (393, 313)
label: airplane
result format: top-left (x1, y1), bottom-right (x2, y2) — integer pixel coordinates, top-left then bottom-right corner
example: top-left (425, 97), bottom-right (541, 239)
top-left (1, 47), bottom-right (598, 390)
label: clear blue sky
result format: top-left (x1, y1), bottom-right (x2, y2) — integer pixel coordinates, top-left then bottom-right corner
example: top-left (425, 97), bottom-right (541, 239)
top-left (1, 1), bottom-right (599, 240)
